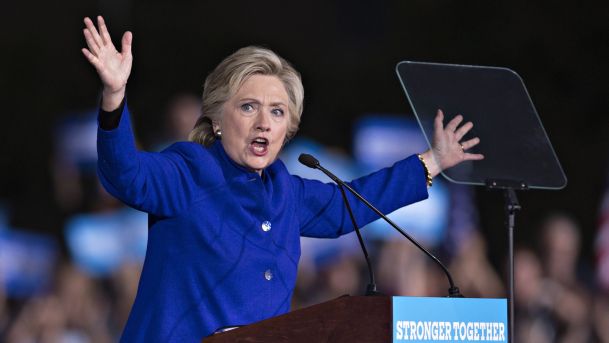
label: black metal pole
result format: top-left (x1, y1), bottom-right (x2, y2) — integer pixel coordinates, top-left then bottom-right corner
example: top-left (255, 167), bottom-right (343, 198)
top-left (508, 213), bottom-right (515, 343)
top-left (487, 180), bottom-right (525, 343)
top-left (504, 188), bottom-right (520, 343)
top-left (336, 184), bottom-right (380, 295)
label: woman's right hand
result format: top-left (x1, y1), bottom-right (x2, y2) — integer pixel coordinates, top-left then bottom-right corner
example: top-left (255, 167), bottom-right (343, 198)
top-left (81, 16), bottom-right (133, 111)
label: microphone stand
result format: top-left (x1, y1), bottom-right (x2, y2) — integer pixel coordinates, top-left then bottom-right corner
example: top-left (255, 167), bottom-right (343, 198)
top-left (336, 183), bottom-right (381, 296)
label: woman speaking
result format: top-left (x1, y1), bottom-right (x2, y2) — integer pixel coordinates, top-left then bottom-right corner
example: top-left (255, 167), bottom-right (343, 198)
top-left (81, 16), bottom-right (483, 342)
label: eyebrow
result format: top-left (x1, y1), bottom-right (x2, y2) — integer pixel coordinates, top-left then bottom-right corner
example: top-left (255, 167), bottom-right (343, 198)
top-left (238, 97), bottom-right (287, 107)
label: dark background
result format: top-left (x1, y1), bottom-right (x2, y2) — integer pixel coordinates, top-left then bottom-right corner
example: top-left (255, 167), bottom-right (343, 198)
top-left (1, 0), bottom-right (608, 268)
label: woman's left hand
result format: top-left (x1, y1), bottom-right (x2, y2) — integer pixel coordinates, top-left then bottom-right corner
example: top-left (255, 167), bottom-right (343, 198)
top-left (420, 109), bottom-right (484, 178)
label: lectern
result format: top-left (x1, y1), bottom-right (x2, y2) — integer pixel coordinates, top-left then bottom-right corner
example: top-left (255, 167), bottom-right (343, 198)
top-left (203, 296), bottom-right (391, 343)
top-left (203, 295), bottom-right (508, 342)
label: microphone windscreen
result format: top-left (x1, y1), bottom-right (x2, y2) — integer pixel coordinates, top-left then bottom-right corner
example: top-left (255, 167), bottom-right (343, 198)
top-left (298, 154), bottom-right (319, 168)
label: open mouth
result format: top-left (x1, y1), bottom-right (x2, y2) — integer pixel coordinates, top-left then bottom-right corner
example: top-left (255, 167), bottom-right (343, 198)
top-left (250, 137), bottom-right (269, 156)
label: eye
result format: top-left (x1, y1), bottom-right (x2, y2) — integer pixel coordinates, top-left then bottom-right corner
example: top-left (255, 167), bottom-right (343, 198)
top-left (240, 103), bottom-right (255, 112)
top-left (271, 108), bottom-right (285, 117)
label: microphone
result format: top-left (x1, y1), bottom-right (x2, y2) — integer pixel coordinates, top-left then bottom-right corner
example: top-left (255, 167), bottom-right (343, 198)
top-left (299, 154), bottom-right (380, 296)
top-left (297, 154), bottom-right (319, 168)
top-left (298, 153), bottom-right (463, 298)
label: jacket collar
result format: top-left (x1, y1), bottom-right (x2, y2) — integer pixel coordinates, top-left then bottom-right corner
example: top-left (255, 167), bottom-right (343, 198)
top-left (210, 140), bottom-right (280, 182)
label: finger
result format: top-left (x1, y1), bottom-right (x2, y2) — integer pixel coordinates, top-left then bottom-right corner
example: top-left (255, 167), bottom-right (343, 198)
top-left (84, 17), bottom-right (104, 47)
top-left (97, 16), bottom-right (113, 46)
top-left (434, 109), bottom-right (444, 132)
top-left (461, 137), bottom-right (480, 150)
top-left (121, 31), bottom-right (133, 56)
top-left (83, 29), bottom-right (100, 54)
top-left (81, 48), bottom-right (101, 68)
top-left (446, 114), bottom-right (463, 132)
top-left (464, 153), bottom-right (484, 161)
top-left (455, 121), bottom-right (473, 141)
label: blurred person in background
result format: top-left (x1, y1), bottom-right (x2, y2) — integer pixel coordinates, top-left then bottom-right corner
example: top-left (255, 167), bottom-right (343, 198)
top-left (596, 172), bottom-right (609, 293)
top-left (514, 247), bottom-right (554, 343)
top-left (6, 263), bottom-right (114, 343)
top-left (51, 108), bottom-right (133, 214)
top-left (165, 94), bottom-right (201, 143)
top-left (109, 262), bottom-right (142, 335)
top-left (540, 214), bottom-right (591, 287)
top-left (55, 265), bottom-right (113, 342)
top-left (593, 155), bottom-right (609, 341)
top-left (6, 293), bottom-right (69, 343)
top-left (593, 294), bottom-right (609, 342)
top-left (307, 252), bottom-right (365, 304)
top-left (51, 109), bottom-right (100, 213)
top-left (81, 15), bottom-right (482, 341)
top-left (537, 213), bottom-right (594, 342)
top-left (376, 239), bottom-right (444, 296)
top-left (449, 230), bottom-right (505, 298)
top-left (3, 256), bottom-right (142, 342)
top-left (152, 93), bottom-right (201, 151)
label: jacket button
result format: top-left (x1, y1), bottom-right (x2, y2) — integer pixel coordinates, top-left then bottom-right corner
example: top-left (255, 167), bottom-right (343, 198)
top-left (261, 221), bottom-right (271, 232)
top-left (264, 269), bottom-right (273, 281)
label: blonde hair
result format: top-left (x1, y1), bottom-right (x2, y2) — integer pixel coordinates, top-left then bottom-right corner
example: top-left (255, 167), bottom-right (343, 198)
top-left (189, 46), bottom-right (304, 146)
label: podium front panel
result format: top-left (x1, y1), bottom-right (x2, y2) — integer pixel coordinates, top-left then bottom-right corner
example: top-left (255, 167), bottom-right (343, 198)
top-left (393, 297), bottom-right (508, 342)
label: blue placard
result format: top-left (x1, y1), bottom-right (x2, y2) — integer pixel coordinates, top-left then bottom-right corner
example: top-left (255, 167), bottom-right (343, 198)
top-left (393, 297), bottom-right (508, 342)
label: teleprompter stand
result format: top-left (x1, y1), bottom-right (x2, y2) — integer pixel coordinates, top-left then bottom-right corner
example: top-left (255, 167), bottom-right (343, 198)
top-left (486, 179), bottom-right (525, 343)
top-left (396, 61), bottom-right (567, 343)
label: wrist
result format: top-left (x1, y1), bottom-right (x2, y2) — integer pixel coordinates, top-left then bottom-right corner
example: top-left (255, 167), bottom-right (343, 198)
top-left (419, 150), bottom-right (441, 179)
top-left (101, 87), bottom-right (126, 112)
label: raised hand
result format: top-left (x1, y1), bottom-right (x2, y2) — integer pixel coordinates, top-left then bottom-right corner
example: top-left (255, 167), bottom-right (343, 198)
top-left (420, 109), bottom-right (484, 178)
top-left (81, 16), bottom-right (132, 111)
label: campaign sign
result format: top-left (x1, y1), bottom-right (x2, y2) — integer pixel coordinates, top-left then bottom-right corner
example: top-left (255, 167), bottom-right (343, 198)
top-left (393, 297), bottom-right (508, 342)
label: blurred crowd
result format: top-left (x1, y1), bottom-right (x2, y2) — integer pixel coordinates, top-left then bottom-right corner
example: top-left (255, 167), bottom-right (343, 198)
top-left (1, 94), bottom-right (608, 342)
top-left (292, 213), bottom-right (609, 342)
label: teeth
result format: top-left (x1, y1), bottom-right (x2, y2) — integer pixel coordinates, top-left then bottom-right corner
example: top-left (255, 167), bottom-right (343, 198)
top-left (253, 145), bottom-right (264, 152)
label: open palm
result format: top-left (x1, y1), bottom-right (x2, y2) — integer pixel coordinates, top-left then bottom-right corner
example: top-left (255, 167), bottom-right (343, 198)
top-left (81, 16), bottom-right (132, 97)
top-left (419, 109), bottom-right (484, 179)
top-left (432, 109), bottom-right (484, 171)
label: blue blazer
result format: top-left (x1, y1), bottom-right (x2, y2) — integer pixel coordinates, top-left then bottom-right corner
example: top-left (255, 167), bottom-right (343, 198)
top-left (97, 103), bottom-right (428, 342)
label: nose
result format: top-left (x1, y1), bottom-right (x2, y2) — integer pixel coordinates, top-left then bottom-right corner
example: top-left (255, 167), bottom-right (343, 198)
top-left (255, 111), bottom-right (271, 132)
